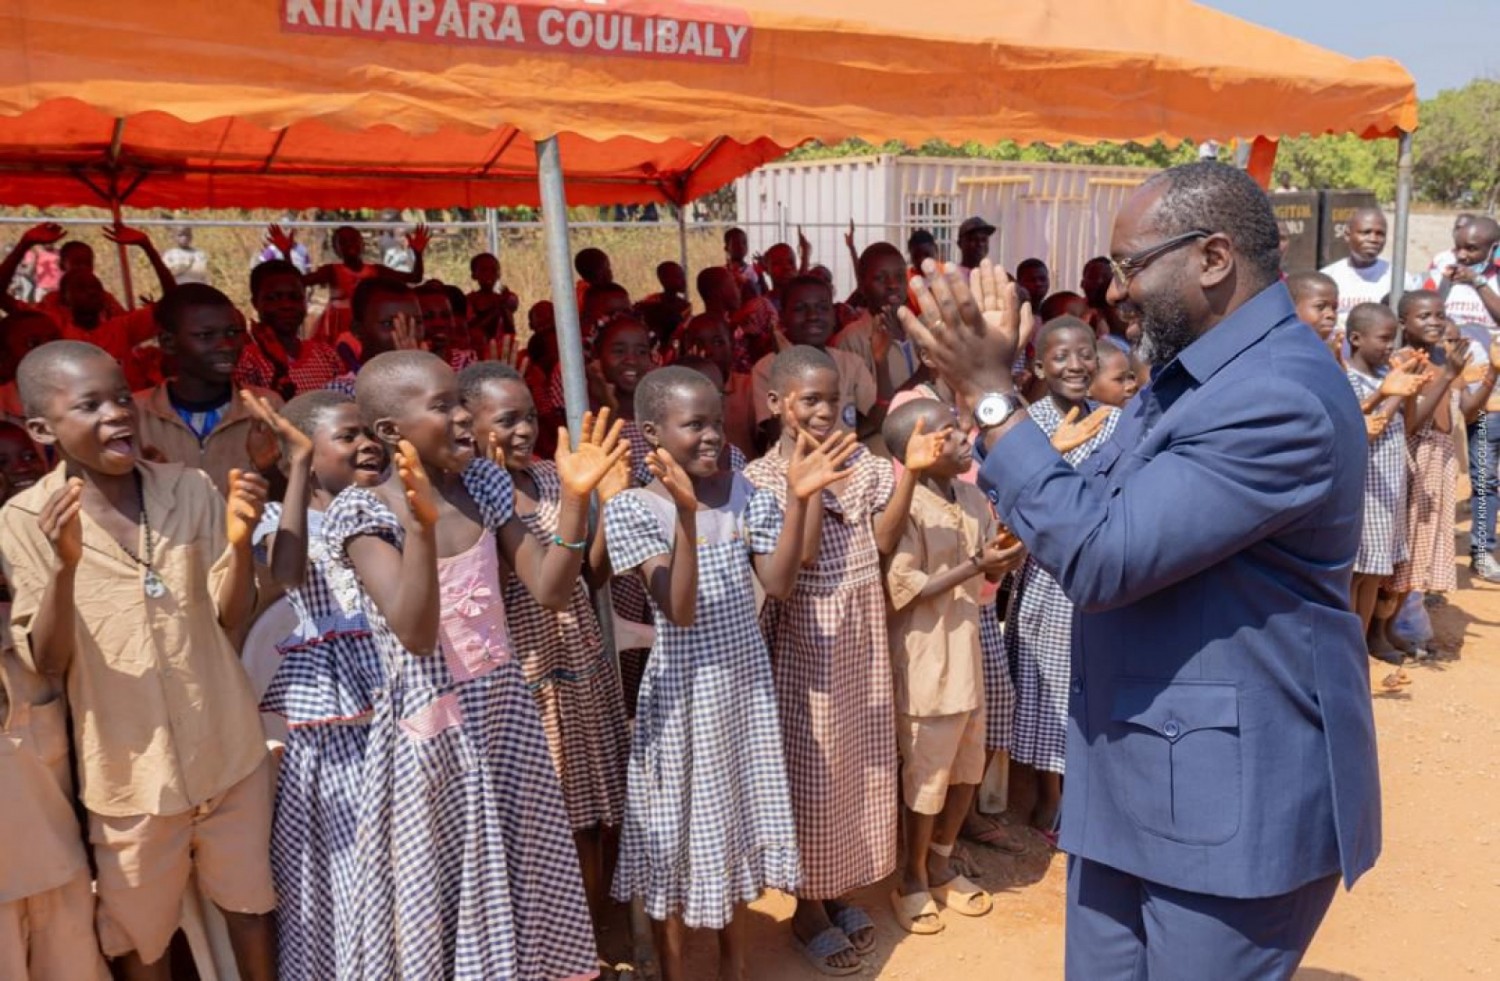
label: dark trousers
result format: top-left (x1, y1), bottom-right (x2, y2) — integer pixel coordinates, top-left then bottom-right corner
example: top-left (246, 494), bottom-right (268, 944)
top-left (1468, 411), bottom-right (1500, 556)
top-left (1065, 856), bottom-right (1340, 981)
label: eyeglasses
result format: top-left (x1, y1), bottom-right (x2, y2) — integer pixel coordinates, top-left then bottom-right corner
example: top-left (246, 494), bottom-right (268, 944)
top-left (1109, 229), bottom-right (1212, 287)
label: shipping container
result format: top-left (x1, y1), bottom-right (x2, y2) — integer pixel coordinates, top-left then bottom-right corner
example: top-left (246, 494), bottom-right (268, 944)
top-left (735, 156), bottom-right (1157, 301)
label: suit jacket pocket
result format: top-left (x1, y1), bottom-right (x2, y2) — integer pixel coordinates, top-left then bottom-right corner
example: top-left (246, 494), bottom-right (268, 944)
top-left (1110, 680), bottom-right (1241, 845)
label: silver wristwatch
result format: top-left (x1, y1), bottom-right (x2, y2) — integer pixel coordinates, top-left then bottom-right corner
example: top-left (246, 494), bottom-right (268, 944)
top-left (973, 392), bottom-right (1025, 431)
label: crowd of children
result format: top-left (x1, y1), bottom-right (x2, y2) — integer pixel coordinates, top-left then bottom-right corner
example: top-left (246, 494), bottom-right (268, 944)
top-left (0, 210), bottom-right (1493, 981)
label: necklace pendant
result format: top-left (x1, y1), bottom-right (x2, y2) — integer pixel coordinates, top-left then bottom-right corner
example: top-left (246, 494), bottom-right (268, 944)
top-left (143, 570), bottom-right (167, 599)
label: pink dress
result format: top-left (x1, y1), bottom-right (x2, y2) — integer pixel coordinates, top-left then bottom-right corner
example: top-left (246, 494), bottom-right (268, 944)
top-left (315, 263), bottom-right (379, 342)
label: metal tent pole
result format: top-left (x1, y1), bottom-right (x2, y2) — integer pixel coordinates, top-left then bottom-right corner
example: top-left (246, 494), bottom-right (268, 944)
top-left (1390, 130), bottom-right (1414, 312)
top-left (537, 137), bottom-right (588, 441)
top-left (486, 207), bottom-right (500, 257)
top-left (109, 192), bottom-right (137, 311)
top-left (677, 205), bottom-right (690, 284)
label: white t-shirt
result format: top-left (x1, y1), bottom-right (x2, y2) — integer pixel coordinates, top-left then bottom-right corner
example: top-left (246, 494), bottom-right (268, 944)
top-left (1319, 257), bottom-right (1391, 326)
top-left (1422, 256), bottom-right (1500, 332)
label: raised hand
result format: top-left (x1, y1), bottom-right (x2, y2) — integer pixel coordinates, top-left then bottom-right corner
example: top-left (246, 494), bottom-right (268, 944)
top-left (595, 451), bottom-right (633, 505)
top-left (406, 223), bottom-right (431, 254)
top-left (241, 389), bottom-right (313, 461)
top-left (585, 360), bottom-right (618, 413)
top-left (902, 416), bottom-right (953, 475)
top-left (646, 447), bottom-right (697, 512)
top-left (797, 227), bottom-right (812, 267)
top-left (898, 258), bottom-right (1023, 404)
top-left (225, 469), bottom-right (269, 547)
top-left (1442, 336), bottom-right (1472, 377)
top-left (245, 418), bottom-right (282, 473)
top-left (102, 223), bottom-right (151, 248)
top-left (1365, 414), bottom-right (1389, 440)
top-left (977, 533), bottom-right (1026, 576)
top-left (870, 319), bottom-right (892, 365)
top-left (266, 224), bottom-right (296, 257)
top-left (1051, 405), bottom-right (1112, 454)
top-left (38, 477), bottom-right (84, 567)
top-left (392, 312), bottom-right (424, 351)
top-left (21, 222), bottom-right (66, 248)
top-left (844, 218), bottom-right (856, 254)
top-left (555, 408), bottom-right (629, 497)
top-left (787, 430), bottom-right (859, 500)
top-left (395, 439), bottom-right (440, 528)
top-left (485, 431), bottom-right (508, 469)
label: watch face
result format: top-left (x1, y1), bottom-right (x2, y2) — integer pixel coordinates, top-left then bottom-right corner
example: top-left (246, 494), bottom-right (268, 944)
top-left (976, 395), bottom-right (1011, 426)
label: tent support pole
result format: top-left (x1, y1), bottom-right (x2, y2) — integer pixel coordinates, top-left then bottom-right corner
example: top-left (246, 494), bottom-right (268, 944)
top-left (677, 205), bottom-right (690, 284)
top-left (1390, 130), bottom-right (1414, 312)
top-left (486, 207), bottom-right (500, 257)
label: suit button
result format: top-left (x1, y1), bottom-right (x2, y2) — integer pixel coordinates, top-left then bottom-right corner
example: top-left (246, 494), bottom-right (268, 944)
top-left (1162, 720), bottom-right (1181, 739)
top-left (1070, 678), bottom-right (1082, 696)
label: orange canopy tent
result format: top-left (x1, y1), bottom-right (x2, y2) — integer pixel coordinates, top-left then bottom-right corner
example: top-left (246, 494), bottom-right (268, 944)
top-left (0, 0), bottom-right (1418, 439)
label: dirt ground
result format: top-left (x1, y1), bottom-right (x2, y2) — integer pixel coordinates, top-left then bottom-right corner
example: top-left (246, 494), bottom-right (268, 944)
top-left (648, 521), bottom-right (1500, 980)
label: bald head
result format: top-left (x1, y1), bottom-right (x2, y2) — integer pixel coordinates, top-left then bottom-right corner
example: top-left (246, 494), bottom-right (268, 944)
top-left (882, 398), bottom-right (952, 463)
top-left (354, 350), bottom-right (448, 429)
top-left (17, 340), bottom-right (118, 418)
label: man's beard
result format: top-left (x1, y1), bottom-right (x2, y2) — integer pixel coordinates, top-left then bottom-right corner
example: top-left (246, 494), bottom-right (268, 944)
top-left (1133, 290), bottom-right (1199, 370)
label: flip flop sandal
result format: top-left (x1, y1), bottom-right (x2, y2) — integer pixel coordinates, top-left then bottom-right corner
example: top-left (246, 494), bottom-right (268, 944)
top-left (796, 926), bottom-right (861, 977)
top-left (964, 816), bottom-right (1028, 855)
top-left (931, 874), bottom-right (993, 917)
top-left (889, 888), bottom-right (945, 935)
top-left (828, 904), bottom-right (877, 956)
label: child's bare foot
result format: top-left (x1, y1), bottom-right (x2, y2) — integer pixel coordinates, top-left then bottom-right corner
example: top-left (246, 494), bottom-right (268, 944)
top-left (790, 898), bottom-right (860, 974)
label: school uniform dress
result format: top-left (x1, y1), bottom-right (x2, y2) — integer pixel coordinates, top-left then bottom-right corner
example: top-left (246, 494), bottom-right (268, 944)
top-left (235, 333), bottom-right (345, 398)
top-left (1346, 370), bottom-right (1409, 577)
top-left (979, 598), bottom-right (1014, 752)
top-left (253, 504), bottom-right (384, 981)
top-left (315, 263), bottom-right (379, 342)
top-left (1005, 398), bottom-right (1119, 775)
top-left (1391, 390), bottom-right (1460, 594)
top-left (605, 477), bottom-right (801, 928)
top-left (324, 460), bottom-right (596, 981)
top-left (743, 449), bottom-right (898, 900)
top-left (504, 461), bottom-right (630, 831)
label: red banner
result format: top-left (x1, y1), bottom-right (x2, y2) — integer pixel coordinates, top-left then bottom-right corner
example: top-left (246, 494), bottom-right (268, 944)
top-left (283, 0), bottom-right (753, 63)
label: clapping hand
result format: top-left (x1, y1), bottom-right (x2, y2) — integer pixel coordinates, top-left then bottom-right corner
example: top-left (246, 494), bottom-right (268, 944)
top-left (976, 532), bottom-right (1026, 576)
top-left (898, 259), bottom-right (1026, 406)
top-left (1378, 357), bottom-right (1429, 399)
top-left (646, 447), bottom-right (697, 512)
top-left (241, 389), bottom-right (312, 462)
top-left (392, 312), bottom-right (424, 351)
top-left (406, 224), bottom-right (431, 254)
top-left (1365, 415), bottom-right (1389, 440)
top-left (225, 469), bottom-right (270, 548)
top-left (1051, 406), bottom-right (1111, 454)
top-left (787, 431), bottom-right (859, 501)
top-left (901, 415), bottom-right (954, 475)
top-left (38, 477), bottom-right (84, 567)
top-left (102, 223), bottom-right (151, 248)
top-left (266, 224), bottom-right (296, 257)
top-left (395, 439), bottom-right (440, 528)
top-left (555, 408), bottom-right (629, 498)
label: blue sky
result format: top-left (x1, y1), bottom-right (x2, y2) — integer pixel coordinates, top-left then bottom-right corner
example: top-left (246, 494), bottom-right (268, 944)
top-left (1202, 0), bottom-right (1494, 98)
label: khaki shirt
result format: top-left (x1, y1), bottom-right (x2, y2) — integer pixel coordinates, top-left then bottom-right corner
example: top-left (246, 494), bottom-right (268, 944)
top-left (886, 480), bottom-right (994, 717)
top-left (133, 383), bottom-right (281, 494)
top-left (832, 311), bottom-right (918, 397)
top-left (1, 463), bottom-right (266, 817)
top-left (722, 371), bottom-right (758, 459)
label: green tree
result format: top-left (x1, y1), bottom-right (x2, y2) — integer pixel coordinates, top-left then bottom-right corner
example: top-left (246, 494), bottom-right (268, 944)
top-left (1412, 79), bottom-right (1500, 209)
top-left (1274, 135), bottom-right (1396, 200)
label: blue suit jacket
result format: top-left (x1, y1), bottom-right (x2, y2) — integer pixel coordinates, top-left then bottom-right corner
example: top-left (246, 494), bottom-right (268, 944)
top-left (980, 283), bottom-right (1380, 898)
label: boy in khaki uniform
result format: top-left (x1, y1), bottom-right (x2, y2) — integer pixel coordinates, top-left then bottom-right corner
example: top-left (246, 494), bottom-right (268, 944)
top-left (1, 340), bottom-right (277, 980)
top-left (0, 604), bottom-right (110, 981)
top-left (882, 399), bottom-right (1025, 938)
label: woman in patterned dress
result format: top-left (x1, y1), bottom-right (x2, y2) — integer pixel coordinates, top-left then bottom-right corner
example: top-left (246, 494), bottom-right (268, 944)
top-left (242, 390), bottom-right (387, 981)
top-left (324, 350), bottom-right (625, 981)
top-left (457, 361), bottom-right (632, 943)
top-left (743, 345), bottom-right (923, 972)
top-left (1003, 318), bottom-right (1119, 841)
top-left (603, 366), bottom-right (854, 981)
top-left (1341, 305), bottom-right (1424, 690)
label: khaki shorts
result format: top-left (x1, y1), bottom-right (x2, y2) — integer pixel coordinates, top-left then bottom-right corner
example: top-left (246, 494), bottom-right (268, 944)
top-left (89, 756), bottom-right (277, 962)
top-left (897, 710), bottom-right (986, 815)
top-left (0, 868), bottom-right (110, 981)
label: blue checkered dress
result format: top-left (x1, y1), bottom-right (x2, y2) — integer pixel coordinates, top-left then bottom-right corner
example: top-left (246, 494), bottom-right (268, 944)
top-left (1346, 369), bottom-right (1409, 576)
top-left (1005, 398), bottom-right (1119, 774)
top-left (605, 476), bottom-right (801, 928)
top-left (253, 503), bottom-right (384, 981)
top-left (979, 599), bottom-right (1014, 752)
top-left (324, 459), bottom-right (597, 981)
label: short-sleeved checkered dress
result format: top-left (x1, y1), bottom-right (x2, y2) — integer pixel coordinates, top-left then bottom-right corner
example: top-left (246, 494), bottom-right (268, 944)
top-left (505, 460), bottom-right (629, 831)
top-left (742, 449), bottom-right (898, 900)
top-left (615, 420), bottom-right (746, 714)
top-left (253, 503), bottom-right (383, 981)
top-left (1005, 398), bottom-right (1120, 775)
top-left (979, 599), bottom-right (1014, 752)
top-left (1347, 369), bottom-right (1410, 577)
top-left (605, 477), bottom-right (801, 928)
top-left (1391, 391), bottom-right (1459, 594)
top-left (324, 459), bottom-right (597, 981)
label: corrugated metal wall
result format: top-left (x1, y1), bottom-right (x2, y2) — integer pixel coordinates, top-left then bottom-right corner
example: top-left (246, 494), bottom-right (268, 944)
top-left (735, 156), bottom-right (1156, 301)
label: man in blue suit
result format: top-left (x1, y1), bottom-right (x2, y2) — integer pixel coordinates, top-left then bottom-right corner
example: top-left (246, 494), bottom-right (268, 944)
top-left (900, 162), bottom-right (1381, 980)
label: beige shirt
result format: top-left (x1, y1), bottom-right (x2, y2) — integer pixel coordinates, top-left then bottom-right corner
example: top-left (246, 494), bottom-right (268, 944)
top-left (832, 311), bottom-right (918, 397)
top-left (721, 370), bottom-right (758, 459)
top-left (751, 346), bottom-right (877, 428)
top-left (134, 383), bottom-right (281, 494)
top-left (0, 621), bottom-right (89, 902)
top-left (1, 463), bottom-right (266, 817)
top-left (886, 480), bottom-right (995, 717)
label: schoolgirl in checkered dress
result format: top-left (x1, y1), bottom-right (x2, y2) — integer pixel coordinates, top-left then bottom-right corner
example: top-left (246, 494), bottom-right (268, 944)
top-left (1005, 397), bottom-right (1119, 774)
top-left (742, 448), bottom-right (898, 901)
top-left (253, 502), bottom-right (383, 981)
top-left (605, 475), bottom-right (801, 928)
top-left (325, 459), bottom-right (597, 981)
top-left (1346, 368), bottom-right (1409, 576)
top-left (503, 459), bottom-right (629, 831)
top-left (1391, 389), bottom-right (1460, 595)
